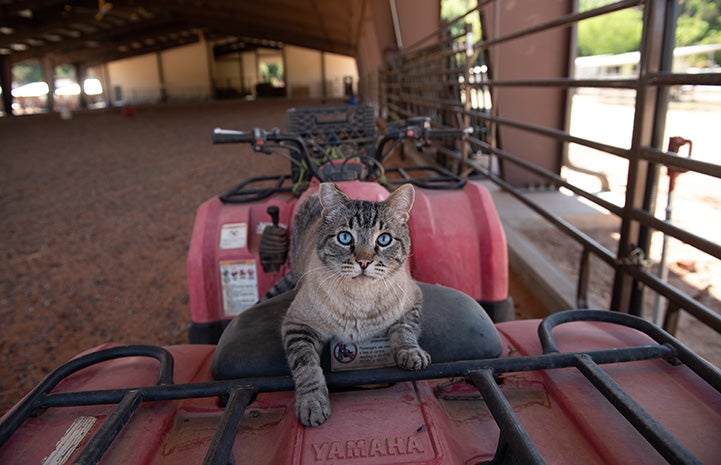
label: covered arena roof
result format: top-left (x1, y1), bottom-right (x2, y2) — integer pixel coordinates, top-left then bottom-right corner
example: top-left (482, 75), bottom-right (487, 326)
top-left (0, 0), bottom-right (368, 67)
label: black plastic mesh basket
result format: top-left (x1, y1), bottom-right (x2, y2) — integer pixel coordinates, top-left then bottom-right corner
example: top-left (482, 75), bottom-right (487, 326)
top-left (286, 104), bottom-right (377, 183)
top-left (287, 104), bottom-right (376, 148)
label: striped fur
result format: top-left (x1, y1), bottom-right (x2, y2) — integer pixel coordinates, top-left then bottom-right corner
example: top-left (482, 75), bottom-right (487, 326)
top-left (261, 272), bottom-right (297, 300)
top-left (282, 182), bottom-right (430, 426)
top-left (261, 186), bottom-right (324, 300)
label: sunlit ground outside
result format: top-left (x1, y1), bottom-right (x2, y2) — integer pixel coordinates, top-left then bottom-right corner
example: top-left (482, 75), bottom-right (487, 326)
top-left (562, 87), bottom-right (721, 363)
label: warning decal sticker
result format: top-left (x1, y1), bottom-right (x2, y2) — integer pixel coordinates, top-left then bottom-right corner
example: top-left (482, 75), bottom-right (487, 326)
top-left (330, 336), bottom-right (395, 371)
top-left (220, 260), bottom-right (258, 316)
top-left (219, 223), bottom-right (248, 250)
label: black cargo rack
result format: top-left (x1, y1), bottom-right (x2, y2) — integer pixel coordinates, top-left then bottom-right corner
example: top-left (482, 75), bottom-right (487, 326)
top-left (1, 310), bottom-right (719, 465)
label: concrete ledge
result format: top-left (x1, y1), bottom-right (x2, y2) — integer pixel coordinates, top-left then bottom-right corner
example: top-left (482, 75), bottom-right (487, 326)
top-left (473, 180), bottom-right (610, 313)
top-left (504, 226), bottom-right (580, 313)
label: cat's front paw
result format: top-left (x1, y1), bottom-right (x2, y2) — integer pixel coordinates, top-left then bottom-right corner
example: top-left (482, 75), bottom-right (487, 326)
top-left (394, 346), bottom-right (431, 371)
top-left (295, 389), bottom-right (331, 427)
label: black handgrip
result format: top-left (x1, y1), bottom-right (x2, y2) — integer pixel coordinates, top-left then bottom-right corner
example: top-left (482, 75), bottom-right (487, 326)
top-left (425, 127), bottom-right (474, 138)
top-left (212, 128), bottom-right (254, 144)
top-left (213, 128), bottom-right (307, 147)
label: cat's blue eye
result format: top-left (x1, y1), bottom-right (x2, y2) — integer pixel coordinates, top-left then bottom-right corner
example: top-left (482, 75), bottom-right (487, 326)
top-left (377, 233), bottom-right (392, 247)
top-left (337, 231), bottom-right (353, 245)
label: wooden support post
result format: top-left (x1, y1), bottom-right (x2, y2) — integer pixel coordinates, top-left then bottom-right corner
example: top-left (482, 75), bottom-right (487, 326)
top-left (156, 52), bottom-right (167, 102)
top-left (321, 51), bottom-right (327, 98)
top-left (101, 63), bottom-right (113, 106)
top-left (42, 57), bottom-right (55, 112)
top-left (238, 52), bottom-right (246, 94)
top-left (0, 56), bottom-right (13, 116)
top-left (75, 62), bottom-right (89, 109)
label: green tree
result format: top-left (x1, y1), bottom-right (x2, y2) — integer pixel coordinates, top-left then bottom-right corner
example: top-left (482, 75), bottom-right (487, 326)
top-left (441, 0), bottom-right (481, 65)
top-left (678, 0), bottom-right (721, 41)
top-left (579, 0), bottom-right (721, 59)
top-left (12, 61), bottom-right (43, 85)
top-left (260, 62), bottom-right (283, 85)
top-left (55, 64), bottom-right (76, 80)
top-left (676, 0), bottom-right (721, 63)
top-left (577, 7), bottom-right (643, 56)
top-left (12, 62), bottom-right (77, 86)
top-left (441, 0), bottom-right (479, 38)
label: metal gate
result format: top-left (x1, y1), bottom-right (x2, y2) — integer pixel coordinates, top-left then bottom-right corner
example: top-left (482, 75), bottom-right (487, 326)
top-left (362, 0), bottom-right (721, 342)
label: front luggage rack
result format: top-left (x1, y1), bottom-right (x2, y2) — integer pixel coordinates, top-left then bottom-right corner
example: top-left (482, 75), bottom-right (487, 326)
top-left (220, 174), bottom-right (295, 203)
top-left (385, 165), bottom-right (466, 190)
top-left (1, 310), bottom-right (719, 465)
top-left (219, 167), bottom-right (466, 204)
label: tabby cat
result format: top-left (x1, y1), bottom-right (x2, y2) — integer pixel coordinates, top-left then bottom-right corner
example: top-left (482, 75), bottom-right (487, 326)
top-left (281, 182), bottom-right (430, 427)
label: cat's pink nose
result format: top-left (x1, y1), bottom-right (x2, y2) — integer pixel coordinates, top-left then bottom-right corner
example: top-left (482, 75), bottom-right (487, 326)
top-left (357, 259), bottom-right (372, 270)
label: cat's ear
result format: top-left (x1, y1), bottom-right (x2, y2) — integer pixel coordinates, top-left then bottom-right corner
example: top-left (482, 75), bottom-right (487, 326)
top-left (319, 182), bottom-right (350, 215)
top-left (385, 184), bottom-right (415, 222)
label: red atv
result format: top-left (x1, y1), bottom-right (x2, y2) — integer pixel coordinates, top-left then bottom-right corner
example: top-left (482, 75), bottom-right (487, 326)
top-left (187, 104), bottom-right (512, 344)
top-left (0, 106), bottom-right (719, 465)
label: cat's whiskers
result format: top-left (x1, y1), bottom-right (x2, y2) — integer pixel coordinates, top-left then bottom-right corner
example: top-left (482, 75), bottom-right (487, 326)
top-left (382, 275), bottom-right (412, 305)
top-left (295, 265), bottom-right (332, 285)
top-left (318, 268), bottom-right (345, 290)
top-left (380, 274), bottom-right (393, 296)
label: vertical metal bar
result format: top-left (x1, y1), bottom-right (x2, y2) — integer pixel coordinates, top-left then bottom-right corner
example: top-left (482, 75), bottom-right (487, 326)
top-left (389, 0), bottom-right (404, 49)
top-left (467, 368), bottom-right (546, 465)
top-left (611, 0), bottom-right (668, 313)
top-left (576, 247), bottom-right (591, 308)
top-left (377, 70), bottom-right (382, 115)
top-left (462, 21), bottom-right (474, 169)
top-left (73, 390), bottom-right (143, 465)
top-left (663, 301), bottom-right (681, 335)
top-left (203, 386), bottom-right (256, 465)
top-left (574, 354), bottom-right (703, 465)
top-left (628, 0), bottom-right (677, 315)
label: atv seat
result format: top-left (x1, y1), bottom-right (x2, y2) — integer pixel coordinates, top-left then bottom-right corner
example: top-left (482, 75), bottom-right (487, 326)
top-left (212, 282), bottom-right (503, 380)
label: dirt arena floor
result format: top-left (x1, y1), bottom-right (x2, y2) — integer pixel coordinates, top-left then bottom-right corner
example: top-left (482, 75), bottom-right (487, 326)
top-left (0, 100), bottom-right (308, 414)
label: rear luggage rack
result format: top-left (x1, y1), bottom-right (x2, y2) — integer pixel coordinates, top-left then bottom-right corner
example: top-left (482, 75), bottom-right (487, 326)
top-left (1, 310), bottom-right (719, 465)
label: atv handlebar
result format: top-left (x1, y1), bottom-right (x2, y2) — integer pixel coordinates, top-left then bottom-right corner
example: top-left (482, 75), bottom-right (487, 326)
top-left (213, 119), bottom-right (473, 183)
top-left (213, 127), bottom-right (323, 180)
top-left (374, 123), bottom-right (473, 161)
top-left (213, 128), bottom-right (308, 153)
top-left (212, 128), bottom-right (254, 144)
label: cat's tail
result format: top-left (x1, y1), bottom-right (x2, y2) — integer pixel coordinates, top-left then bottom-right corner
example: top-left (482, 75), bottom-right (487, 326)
top-left (260, 271), bottom-right (298, 301)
